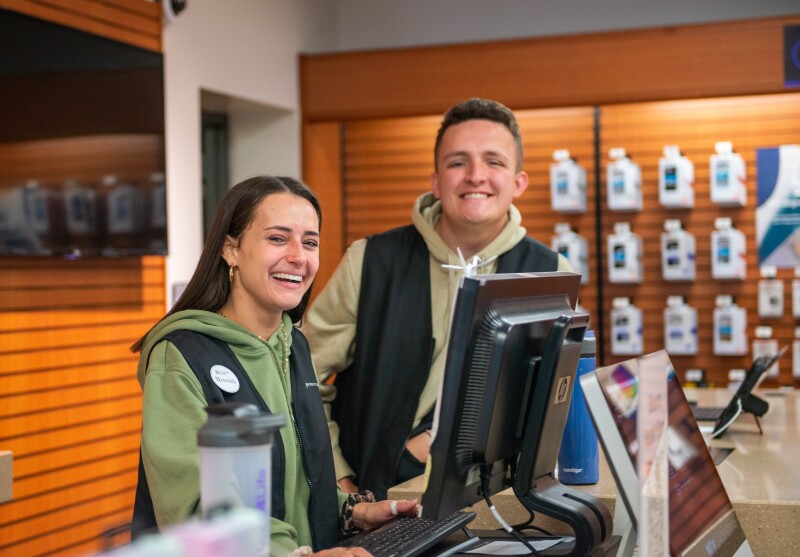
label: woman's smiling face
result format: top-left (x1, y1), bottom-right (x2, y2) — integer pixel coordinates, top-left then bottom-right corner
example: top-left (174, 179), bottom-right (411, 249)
top-left (224, 192), bottom-right (320, 324)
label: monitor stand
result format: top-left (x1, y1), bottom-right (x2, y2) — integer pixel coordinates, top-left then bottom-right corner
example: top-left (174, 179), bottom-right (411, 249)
top-left (741, 394), bottom-right (768, 435)
top-left (516, 474), bottom-right (619, 557)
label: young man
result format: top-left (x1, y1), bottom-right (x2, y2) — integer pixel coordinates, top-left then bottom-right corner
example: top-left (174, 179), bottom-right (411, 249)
top-left (304, 98), bottom-right (572, 499)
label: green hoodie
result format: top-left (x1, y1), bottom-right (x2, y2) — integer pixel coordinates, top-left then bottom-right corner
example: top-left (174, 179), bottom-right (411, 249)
top-left (137, 309), bottom-right (345, 553)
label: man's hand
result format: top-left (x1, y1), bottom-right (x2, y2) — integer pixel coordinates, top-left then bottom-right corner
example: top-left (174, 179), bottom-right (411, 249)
top-left (338, 476), bottom-right (359, 493)
top-left (405, 431), bottom-right (431, 463)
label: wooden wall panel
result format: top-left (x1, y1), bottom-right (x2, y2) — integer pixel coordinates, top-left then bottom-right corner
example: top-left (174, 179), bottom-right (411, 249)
top-left (599, 92), bottom-right (800, 386)
top-left (0, 2), bottom-right (162, 555)
top-left (0, 0), bottom-right (161, 52)
top-left (342, 116), bottom-right (440, 245)
top-left (302, 122), bottom-right (344, 303)
top-left (0, 256), bottom-right (164, 555)
top-left (340, 107), bottom-right (599, 327)
top-left (319, 94), bottom-right (800, 389)
top-left (0, 135), bottom-right (164, 188)
top-left (301, 16), bottom-right (800, 122)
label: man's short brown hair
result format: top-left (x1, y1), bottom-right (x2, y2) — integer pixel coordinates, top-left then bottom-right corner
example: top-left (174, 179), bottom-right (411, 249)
top-left (433, 98), bottom-right (524, 172)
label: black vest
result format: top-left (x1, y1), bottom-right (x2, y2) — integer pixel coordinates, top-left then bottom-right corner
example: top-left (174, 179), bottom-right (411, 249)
top-left (332, 225), bottom-right (558, 499)
top-left (132, 328), bottom-right (340, 550)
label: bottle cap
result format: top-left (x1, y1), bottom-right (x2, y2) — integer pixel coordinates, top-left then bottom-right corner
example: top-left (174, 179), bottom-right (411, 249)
top-left (554, 222), bottom-right (571, 234)
top-left (198, 403), bottom-right (286, 448)
top-left (714, 217), bottom-right (732, 230)
top-left (685, 369), bottom-right (704, 383)
top-left (760, 265), bottom-right (777, 279)
top-left (667, 295), bottom-right (685, 307)
top-left (728, 369), bottom-right (746, 382)
top-left (755, 326), bottom-right (773, 339)
top-left (614, 222), bottom-right (631, 235)
top-left (553, 149), bottom-right (570, 162)
top-left (609, 147), bottom-right (627, 161)
top-left (714, 141), bottom-right (733, 155)
top-left (715, 295), bottom-right (733, 307)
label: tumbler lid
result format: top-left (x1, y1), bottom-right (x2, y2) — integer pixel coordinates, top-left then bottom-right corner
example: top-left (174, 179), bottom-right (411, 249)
top-left (198, 402), bottom-right (286, 447)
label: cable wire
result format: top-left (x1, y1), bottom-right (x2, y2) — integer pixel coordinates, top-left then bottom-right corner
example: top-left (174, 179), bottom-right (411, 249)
top-left (480, 465), bottom-right (541, 556)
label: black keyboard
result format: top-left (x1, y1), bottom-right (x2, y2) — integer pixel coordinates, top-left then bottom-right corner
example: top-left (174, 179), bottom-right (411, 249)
top-left (341, 510), bottom-right (476, 557)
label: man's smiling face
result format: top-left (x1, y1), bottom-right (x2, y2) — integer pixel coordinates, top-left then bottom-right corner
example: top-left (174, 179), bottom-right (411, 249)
top-left (431, 119), bottom-right (528, 239)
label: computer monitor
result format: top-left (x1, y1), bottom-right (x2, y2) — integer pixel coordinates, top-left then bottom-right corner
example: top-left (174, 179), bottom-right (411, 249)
top-left (581, 351), bottom-right (753, 557)
top-left (421, 272), bottom-right (614, 556)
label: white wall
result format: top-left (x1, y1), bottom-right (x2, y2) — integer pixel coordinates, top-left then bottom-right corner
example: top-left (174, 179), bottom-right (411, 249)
top-left (333, 0), bottom-right (800, 51)
top-left (162, 0), bottom-right (337, 305)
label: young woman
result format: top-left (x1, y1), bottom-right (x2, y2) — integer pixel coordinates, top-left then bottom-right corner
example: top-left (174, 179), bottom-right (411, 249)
top-left (131, 175), bottom-right (416, 556)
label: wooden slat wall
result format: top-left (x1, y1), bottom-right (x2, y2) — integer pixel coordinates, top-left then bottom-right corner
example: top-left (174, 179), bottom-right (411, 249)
top-left (0, 257), bottom-right (164, 556)
top-left (302, 14), bottom-right (800, 389)
top-left (600, 92), bottom-right (800, 387)
top-left (0, 0), bottom-right (162, 52)
top-left (301, 16), bottom-right (800, 122)
top-left (336, 93), bottom-right (800, 389)
top-left (0, 2), bottom-right (163, 555)
top-left (302, 122), bottom-right (345, 300)
top-left (341, 107), bottom-right (599, 328)
top-left (0, 135), bottom-right (164, 188)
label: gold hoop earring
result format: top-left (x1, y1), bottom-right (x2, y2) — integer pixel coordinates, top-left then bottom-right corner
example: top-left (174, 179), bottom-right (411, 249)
top-left (228, 265), bottom-right (235, 284)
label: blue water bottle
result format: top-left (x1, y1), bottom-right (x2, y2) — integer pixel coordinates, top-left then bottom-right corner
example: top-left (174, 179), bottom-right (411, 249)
top-left (558, 329), bottom-right (599, 485)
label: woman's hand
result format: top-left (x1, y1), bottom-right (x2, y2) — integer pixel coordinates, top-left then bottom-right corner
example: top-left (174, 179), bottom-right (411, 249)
top-left (405, 431), bottom-right (431, 463)
top-left (352, 499), bottom-right (419, 531)
top-left (338, 477), bottom-right (360, 494)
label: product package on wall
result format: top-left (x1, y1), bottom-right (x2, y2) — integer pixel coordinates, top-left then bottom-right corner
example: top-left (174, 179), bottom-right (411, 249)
top-left (685, 368), bottom-right (707, 387)
top-left (727, 368), bottom-right (747, 388)
top-left (713, 295), bottom-right (748, 356)
top-left (710, 141), bottom-right (747, 207)
top-left (757, 265), bottom-right (784, 318)
top-left (661, 219), bottom-right (696, 281)
top-left (752, 326), bottom-right (780, 378)
top-left (63, 179), bottom-right (96, 238)
top-left (659, 145), bottom-right (695, 208)
top-left (606, 148), bottom-right (642, 211)
top-left (105, 175), bottom-right (146, 235)
top-left (711, 217), bottom-right (747, 280)
top-left (552, 223), bottom-right (589, 284)
top-left (792, 266), bottom-right (800, 318)
top-left (607, 222), bottom-right (642, 283)
top-left (550, 149), bottom-right (587, 213)
top-left (610, 297), bottom-right (643, 355)
top-left (664, 296), bottom-right (698, 355)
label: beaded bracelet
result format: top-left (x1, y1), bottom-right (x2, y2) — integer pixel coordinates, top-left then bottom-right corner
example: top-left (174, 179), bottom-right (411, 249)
top-left (341, 489), bottom-right (376, 534)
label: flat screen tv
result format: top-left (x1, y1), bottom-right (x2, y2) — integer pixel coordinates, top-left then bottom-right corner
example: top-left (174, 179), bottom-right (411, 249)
top-left (0, 8), bottom-right (167, 258)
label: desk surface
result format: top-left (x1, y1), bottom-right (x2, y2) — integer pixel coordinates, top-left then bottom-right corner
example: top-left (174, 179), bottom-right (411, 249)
top-left (389, 388), bottom-right (800, 556)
